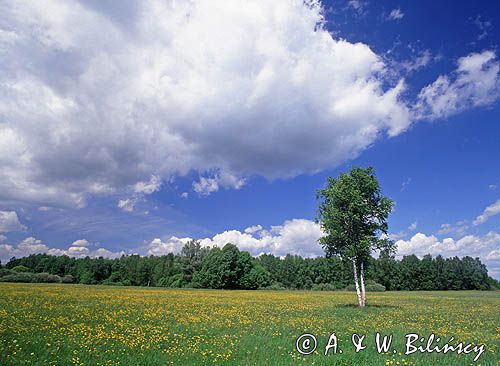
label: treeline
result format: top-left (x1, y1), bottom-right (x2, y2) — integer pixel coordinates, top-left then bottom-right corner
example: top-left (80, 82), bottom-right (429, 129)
top-left (2, 241), bottom-right (498, 290)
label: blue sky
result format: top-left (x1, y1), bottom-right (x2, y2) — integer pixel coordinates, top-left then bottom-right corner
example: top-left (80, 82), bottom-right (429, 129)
top-left (0, 0), bottom-right (499, 277)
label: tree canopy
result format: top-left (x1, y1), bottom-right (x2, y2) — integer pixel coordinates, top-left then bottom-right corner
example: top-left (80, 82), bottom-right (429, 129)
top-left (316, 166), bottom-right (395, 306)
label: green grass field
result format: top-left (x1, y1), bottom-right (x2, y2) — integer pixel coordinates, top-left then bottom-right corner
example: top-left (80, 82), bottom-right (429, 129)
top-left (0, 283), bottom-right (498, 365)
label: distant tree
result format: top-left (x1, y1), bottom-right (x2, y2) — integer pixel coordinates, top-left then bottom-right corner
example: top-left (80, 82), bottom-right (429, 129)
top-left (420, 254), bottom-right (437, 290)
top-left (240, 265), bottom-right (271, 289)
top-left (316, 167), bottom-right (394, 307)
top-left (373, 249), bottom-right (399, 290)
top-left (1, 244), bottom-right (495, 291)
top-left (193, 244), bottom-right (254, 289)
top-left (179, 240), bottom-right (210, 282)
top-left (400, 255), bottom-right (421, 290)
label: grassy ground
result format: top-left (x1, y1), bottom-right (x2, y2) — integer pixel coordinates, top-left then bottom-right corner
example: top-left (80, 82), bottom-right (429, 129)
top-left (0, 283), bottom-right (498, 365)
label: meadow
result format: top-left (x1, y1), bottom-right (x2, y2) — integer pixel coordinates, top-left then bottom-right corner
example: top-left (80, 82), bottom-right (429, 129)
top-left (0, 283), bottom-right (498, 365)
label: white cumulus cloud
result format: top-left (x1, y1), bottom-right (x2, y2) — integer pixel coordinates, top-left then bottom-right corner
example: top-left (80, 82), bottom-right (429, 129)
top-left (71, 239), bottom-right (90, 247)
top-left (134, 175), bottom-right (161, 195)
top-left (473, 199), bottom-right (500, 225)
top-left (147, 237), bottom-right (193, 256)
top-left (415, 50), bottom-right (500, 120)
top-left (147, 219), bottom-right (325, 258)
top-left (0, 0), bottom-right (411, 206)
top-left (0, 211), bottom-right (26, 232)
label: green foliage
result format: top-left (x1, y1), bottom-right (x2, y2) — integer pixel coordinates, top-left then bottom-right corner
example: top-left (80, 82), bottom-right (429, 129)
top-left (61, 274), bottom-right (75, 283)
top-left (316, 166), bottom-right (394, 261)
top-left (345, 280), bottom-right (385, 292)
top-left (0, 272), bottom-right (35, 282)
top-left (262, 282), bottom-right (287, 291)
top-left (0, 271), bottom-right (61, 283)
top-left (101, 279), bottom-right (124, 286)
top-left (240, 265), bottom-right (271, 289)
top-left (3, 249), bottom-right (495, 291)
top-left (33, 273), bottom-right (62, 283)
top-left (12, 265), bottom-right (31, 272)
top-left (157, 273), bottom-right (185, 288)
top-left (192, 244), bottom-right (256, 289)
top-left (365, 280), bottom-right (386, 292)
top-left (0, 268), bottom-right (15, 277)
top-left (179, 240), bottom-right (210, 283)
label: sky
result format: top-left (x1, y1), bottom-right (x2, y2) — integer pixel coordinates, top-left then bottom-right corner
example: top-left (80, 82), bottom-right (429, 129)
top-left (0, 0), bottom-right (499, 277)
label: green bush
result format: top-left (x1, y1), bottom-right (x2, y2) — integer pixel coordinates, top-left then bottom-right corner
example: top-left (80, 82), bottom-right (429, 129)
top-left (365, 280), bottom-right (386, 292)
top-left (0, 272), bottom-right (35, 282)
top-left (33, 273), bottom-right (61, 283)
top-left (262, 282), bottom-right (287, 291)
top-left (0, 271), bottom-right (63, 283)
top-left (345, 280), bottom-right (386, 292)
top-left (102, 279), bottom-right (124, 286)
top-left (61, 275), bottom-right (75, 283)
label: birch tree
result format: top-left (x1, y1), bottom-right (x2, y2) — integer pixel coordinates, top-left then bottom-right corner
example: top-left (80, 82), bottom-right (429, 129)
top-left (316, 167), bottom-right (394, 307)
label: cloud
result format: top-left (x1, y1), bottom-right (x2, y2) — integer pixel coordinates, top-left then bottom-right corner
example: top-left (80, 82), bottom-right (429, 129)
top-left (180, 192), bottom-right (189, 199)
top-left (0, 244), bottom-right (16, 262)
top-left (92, 247), bottom-right (124, 259)
top-left (387, 220), bottom-right (418, 240)
top-left (147, 219), bottom-right (325, 257)
top-left (437, 221), bottom-right (470, 237)
top-left (395, 231), bottom-right (500, 278)
top-left (117, 175), bottom-right (162, 211)
top-left (489, 184), bottom-right (498, 190)
top-left (66, 245), bottom-right (89, 257)
top-left (192, 177), bottom-right (220, 196)
top-left (0, 236), bottom-right (124, 262)
top-left (387, 8), bottom-right (404, 21)
top-left (17, 237), bottom-right (49, 254)
top-left (414, 50), bottom-right (500, 120)
top-left (400, 50), bottom-right (432, 72)
top-left (244, 225), bottom-right (263, 234)
top-left (134, 175), bottom-right (161, 195)
top-left (348, 0), bottom-right (367, 15)
top-left (71, 239), bottom-right (90, 247)
top-left (400, 177), bottom-right (411, 191)
top-left (193, 171), bottom-right (246, 196)
top-left (117, 198), bottom-right (138, 213)
top-left (147, 237), bottom-right (193, 256)
top-left (3, 219), bottom-right (320, 260)
top-left (473, 199), bottom-right (500, 225)
top-left (0, 211), bottom-right (26, 232)
top-left (0, 234), bottom-right (6, 242)
top-left (473, 15), bottom-right (492, 41)
top-left (0, 0), bottom-right (410, 206)
top-left (38, 206), bottom-right (54, 212)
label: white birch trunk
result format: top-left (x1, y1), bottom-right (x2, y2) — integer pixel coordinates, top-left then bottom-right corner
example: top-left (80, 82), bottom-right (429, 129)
top-left (352, 259), bottom-right (363, 307)
top-left (360, 261), bottom-right (366, 307)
